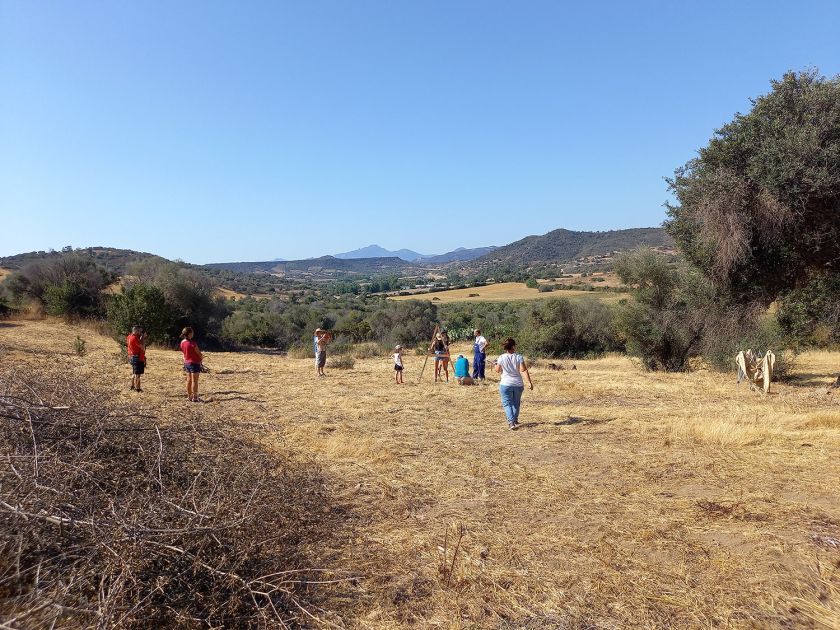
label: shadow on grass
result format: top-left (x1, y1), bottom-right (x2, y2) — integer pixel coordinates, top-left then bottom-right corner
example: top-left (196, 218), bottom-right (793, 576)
top-left (517, 416), bottom-right (616, 430)
top-left (784, 373), bottom-right (839, 388)
top-left (0, 321), bottom-right (22, 328)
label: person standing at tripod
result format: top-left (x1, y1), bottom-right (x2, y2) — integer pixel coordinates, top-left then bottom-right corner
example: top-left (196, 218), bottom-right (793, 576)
top-left (472, 328), bottom-right (488, 381)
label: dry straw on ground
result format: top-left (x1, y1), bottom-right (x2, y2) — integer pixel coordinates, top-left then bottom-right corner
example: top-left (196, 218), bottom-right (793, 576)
top-left (1, 319), bottom-right (839, 628)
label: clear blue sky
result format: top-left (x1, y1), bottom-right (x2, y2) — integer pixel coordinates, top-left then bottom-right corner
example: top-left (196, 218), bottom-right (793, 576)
top-left (1, 1), bottom-right (838, 264)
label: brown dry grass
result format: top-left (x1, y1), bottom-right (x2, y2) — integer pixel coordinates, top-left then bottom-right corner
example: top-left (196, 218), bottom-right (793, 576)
top-left (542, 271), bottom-right (625, 288)
top-left (390, 282), bottom-right (628, 304)
top-left (2, 320), bottom-right (839, 628)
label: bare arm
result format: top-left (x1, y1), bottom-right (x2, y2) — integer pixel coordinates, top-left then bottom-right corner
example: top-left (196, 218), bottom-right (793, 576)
top-left (520, 360), bottom-right (533, 390)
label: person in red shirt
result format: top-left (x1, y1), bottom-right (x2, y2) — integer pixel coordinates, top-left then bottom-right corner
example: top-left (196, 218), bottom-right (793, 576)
top-left (180, 327), bottom-right (203, 402)
top-left (126, 326), bottom-right (146, 392)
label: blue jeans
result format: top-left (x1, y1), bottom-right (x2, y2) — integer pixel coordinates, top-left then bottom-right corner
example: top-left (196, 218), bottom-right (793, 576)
top-left (499, 384), bottom-right (524, 425)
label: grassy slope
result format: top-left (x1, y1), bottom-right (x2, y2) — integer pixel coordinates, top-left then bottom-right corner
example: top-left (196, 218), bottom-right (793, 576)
top-left (2, 320), bottom-right (838, 628)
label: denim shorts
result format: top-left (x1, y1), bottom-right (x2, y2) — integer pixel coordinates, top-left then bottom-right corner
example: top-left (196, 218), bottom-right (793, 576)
top-left (129, 356), bottom-right (145, 375)
top-left (184, 363), bottom-right (202, 374)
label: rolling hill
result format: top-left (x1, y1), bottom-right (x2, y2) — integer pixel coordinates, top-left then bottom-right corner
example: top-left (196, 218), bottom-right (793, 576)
top-left (0, 247), bottom-right (165, 275)
top-left (469, 227), bottom-right (673, 267)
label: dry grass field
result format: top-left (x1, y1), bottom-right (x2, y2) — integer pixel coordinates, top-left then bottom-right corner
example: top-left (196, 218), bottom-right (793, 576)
top-left (540, 271), bottom-right (625, 289)
top-left (390, 282), bottom-right (629, 304)
top-left (2, 319), bottom-right (839, 628)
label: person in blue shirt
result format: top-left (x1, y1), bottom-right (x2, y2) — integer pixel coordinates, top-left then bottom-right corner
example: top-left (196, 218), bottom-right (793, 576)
top-left (454, 354), bottom-right (473, 385)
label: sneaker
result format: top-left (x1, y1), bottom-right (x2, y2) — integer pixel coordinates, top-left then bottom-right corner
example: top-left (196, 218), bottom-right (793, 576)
top-left (508, 423), bottom-right (518, 430)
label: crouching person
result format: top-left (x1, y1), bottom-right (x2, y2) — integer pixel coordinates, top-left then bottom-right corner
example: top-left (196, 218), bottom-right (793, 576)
top-left (454, 354), bottom-right (474, 385)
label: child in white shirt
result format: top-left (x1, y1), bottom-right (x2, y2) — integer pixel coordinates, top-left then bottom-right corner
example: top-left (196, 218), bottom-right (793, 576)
top-left (393, 345), bottom-right (404, 384)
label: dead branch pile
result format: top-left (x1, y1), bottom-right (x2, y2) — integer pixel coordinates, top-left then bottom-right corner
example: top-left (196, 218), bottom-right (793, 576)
top-left (0, 365), bottom-right (340, 628)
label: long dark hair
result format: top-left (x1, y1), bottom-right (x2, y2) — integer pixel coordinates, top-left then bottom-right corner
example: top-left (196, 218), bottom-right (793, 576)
top-left (502, 338), bottom-right (516, 352)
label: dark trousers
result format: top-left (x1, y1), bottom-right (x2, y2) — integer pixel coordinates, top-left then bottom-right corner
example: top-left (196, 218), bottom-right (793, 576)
top-left (472, 352), bottom-right (486, 379)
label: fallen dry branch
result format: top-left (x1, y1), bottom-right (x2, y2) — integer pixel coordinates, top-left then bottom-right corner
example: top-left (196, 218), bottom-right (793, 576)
top-left (0, 365), bottom-right (344, 629)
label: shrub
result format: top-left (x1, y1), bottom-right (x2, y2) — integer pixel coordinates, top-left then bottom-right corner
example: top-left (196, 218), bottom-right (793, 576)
top-left (331, 355), bottom-right (355, 369)
top-left (220, 309), bottom-right (283, 347)
top-left (287, 344), bottom-right (314, 359)
top-left (129, 259), bottom-right (231, 342)
top-left (107, 284), bottom-right (176, 344)
top-left (329, 336), bottom-right (354, 356)
top-left (776, 270), bottom-right (840, 348)
top-left (615, 249), bottom-right (710, 371)
top-left (699, 311), bottom-right (794, 379)
top-left (519, 297), bottom-right (621, 358)
top-left (43, 280), bottom-right (100, 317)
top-left (354, 341), bottom-right (386, 359)
top-left (72, 335), bottom-right (86, 356)
top-left (6, 255), bottom-right (112, 316)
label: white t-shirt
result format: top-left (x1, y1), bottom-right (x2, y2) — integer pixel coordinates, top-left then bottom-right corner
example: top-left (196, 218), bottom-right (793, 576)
top-left (475, 335), bottom-right (488, 352)
top-left (497, 352), bottom-right (525, 387)
top-left (393, 353), bottom-right (403, 367)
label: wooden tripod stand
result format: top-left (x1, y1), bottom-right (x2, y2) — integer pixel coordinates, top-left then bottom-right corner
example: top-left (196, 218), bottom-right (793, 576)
top-left (417, 324), bottom-right (449, 383)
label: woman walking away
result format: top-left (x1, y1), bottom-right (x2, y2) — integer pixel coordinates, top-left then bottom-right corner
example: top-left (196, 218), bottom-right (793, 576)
top-left (495, 338), bottom-right (533, 430)
top-left (180, 327), bottom-right (203, 402)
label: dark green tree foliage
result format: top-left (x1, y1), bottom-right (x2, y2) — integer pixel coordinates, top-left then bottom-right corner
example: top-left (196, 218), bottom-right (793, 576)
top-left (666, 70), bottom-right (840, 306)
top-left (221, 309), bottom-right (285, 347)
top-left (615, 249), bottom-right (710, 371)
top-left (366, 300), bottom-right (437, 347)
top-left (519, 297), bottom-right (621, 358)
top-left (438, 301), bottom-right (524, 346)
top-left (106, 284), bottom-right (176, 343)
top-left (43, 281), bottom-right (100, 317)
top-left (129, 259), bottom-right (231, 341)
top-left (6, 255), bottom-right (112, 317)
top-left (776, 271), bottom-right (840, 347)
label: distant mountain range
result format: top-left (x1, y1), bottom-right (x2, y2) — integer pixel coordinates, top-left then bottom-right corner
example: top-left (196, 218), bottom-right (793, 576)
top-left (335, 245), bottom-right (425, 261)
top-left (0, 227), bottom-right (673, 281)
top-left (333, 244), bottom-right (498, 263)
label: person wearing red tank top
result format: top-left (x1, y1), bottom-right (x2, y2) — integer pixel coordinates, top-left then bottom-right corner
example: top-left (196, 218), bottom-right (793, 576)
top-left (180, 327), bottom-right (203, 402)
top-left (126, 326), bottom-right (146, 392)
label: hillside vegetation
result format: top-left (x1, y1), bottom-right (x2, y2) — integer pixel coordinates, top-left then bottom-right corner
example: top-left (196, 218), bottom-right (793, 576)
top-left (469, 227), bottom-right (673, 267)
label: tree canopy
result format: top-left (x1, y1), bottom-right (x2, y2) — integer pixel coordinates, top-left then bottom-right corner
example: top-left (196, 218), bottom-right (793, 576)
top-left (666, 70), bottom-right (840, 305)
